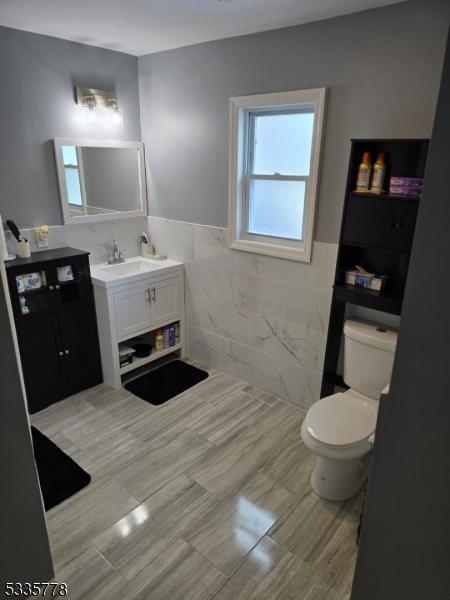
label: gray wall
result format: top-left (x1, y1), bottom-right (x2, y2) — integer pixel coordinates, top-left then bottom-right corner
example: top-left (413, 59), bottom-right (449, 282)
top-left (352, 26), bottom-right (450, 599)
top-left (139, 0), bottom-right (450, 243)
top-left (0, 26), bottom-right (141, 229)
top-left (0, 268), bottom-right (53, 584)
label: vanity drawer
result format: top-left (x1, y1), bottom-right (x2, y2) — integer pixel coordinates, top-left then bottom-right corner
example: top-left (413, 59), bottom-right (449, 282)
top-left (342, 196), bottom-right (419, 251)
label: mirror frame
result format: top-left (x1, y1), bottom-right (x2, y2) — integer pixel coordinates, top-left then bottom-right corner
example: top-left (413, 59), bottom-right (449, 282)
top-left (54, 138), bottom-right (148, 225)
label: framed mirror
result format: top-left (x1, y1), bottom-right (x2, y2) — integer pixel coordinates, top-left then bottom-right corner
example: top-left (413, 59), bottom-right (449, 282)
top-left (54, 138), bottom-right (147, 224)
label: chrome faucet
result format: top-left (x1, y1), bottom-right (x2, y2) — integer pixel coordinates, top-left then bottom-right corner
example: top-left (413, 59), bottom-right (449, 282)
top-left (105, 240), bottom-right (125, 264)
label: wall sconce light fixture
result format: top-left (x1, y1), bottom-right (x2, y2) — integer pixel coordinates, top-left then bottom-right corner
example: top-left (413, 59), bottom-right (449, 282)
top-left (85, 95), bottom-right (97, 122)
top-left (75, 86), bottom-right (121, 125)
top-left (108, 98), bottom-right (122, 125)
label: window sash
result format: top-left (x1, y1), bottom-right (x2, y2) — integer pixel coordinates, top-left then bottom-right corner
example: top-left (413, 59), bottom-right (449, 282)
top-left (243, 174), bottom-right (308, 241)
top-left (65, 147), bottom-right (88, 211)
top-left (64, 166), bottom-right (83, 207)
top-left (243, 108), bottom-right (313, 242)
top-left (247, 108), bottom-right (314, 178)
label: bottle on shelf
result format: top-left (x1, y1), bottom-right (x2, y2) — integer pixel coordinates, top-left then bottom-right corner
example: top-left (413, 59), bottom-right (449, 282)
top-left (355, 152), bottom-right (372, 192)
top-left (369, 153), bottom-right (386, 194)
top-left (175, 322), bottom-right (180, 345)
top-left (163, 326), bottom-right (170, 349)
top-left (169, 324), bottom-right (176, 347)
top-left (155, 329), bottom-right (164, 351)
top-left (19, 296), bottom-right (29, 315)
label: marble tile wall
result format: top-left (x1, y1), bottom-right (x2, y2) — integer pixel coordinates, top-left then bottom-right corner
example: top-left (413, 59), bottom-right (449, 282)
top-left (147, 216), bottom-right (338, 410)
top-left (4, 217), bottom-right (149, 265)
top-left (5, 213), bottom-right (337, 409)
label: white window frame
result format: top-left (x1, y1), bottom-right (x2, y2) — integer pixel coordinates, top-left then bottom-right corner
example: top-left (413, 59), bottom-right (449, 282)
top-left (228, 88), bottom-right (326, 263)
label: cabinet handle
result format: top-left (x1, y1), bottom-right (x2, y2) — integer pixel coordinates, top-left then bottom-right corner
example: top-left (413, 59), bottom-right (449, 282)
top-left (395, 221), bottom-right (404, 229)
top-left (65, 349), bottom-right (70, 355)
top-left (55, 284), bottom-right (60, 290)
top-left (386, 220), bottom-right (394, 228)
top-left (145, 288), bottom-right (151, 303)
top-left (49, 285), bottom-right (54, 291)
top-left (58, 351), bottom-right (64, 356)
top-left (151, 287), bottom-right (156, 302)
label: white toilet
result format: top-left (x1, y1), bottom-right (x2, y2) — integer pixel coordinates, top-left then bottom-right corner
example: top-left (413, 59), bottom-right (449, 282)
top-left (302, 319), bottom-right (397, 501)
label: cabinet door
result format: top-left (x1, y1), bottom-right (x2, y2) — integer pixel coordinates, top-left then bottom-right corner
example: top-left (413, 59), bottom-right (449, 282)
top-left (391, 201), bottom-right (419, 251)
top-left (17, 314), bottom-right (66, 414)
top-left (59, 306), bottom-right (102, 396)
top-left (114, 284), bottom-right (151, 339)
top-left (343, 196), bottom-right (418, 251)
top-left (53, 256), bottom-right (91, 312)
top-left (149, 276), bottom-right (181, 327)
top-left (9, 266), bottom-right (56, 321)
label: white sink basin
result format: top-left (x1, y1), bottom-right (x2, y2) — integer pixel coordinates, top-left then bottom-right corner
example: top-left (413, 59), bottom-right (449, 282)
top-left (91, 256), bottom-right (183, 289)
top-left (100, 259), bottom-right (156, 276)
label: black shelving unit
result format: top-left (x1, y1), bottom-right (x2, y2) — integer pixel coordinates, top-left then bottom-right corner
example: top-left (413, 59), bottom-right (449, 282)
top-left (6, 247), bottom-right (103, 414)
top-left (321, 139), bottom-right (429, 397)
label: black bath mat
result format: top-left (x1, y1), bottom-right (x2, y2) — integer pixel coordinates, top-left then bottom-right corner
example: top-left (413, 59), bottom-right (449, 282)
top-left (31, 426), bottom-right (91, 511)
top-left (125, 360), bottom-right (209, 405)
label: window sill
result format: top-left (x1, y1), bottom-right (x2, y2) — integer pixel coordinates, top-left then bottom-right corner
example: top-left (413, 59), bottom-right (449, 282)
top-left (229, 237), bottom-right (312, 263)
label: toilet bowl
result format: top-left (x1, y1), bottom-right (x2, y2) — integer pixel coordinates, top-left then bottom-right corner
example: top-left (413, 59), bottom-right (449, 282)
top-left (301, 389), bottom-right (377, 501)
top-left (302, 320), bottom-right (397, 501)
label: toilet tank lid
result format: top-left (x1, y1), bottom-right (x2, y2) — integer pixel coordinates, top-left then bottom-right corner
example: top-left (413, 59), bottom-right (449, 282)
top-left (344, 320), bottom-right (397, 352)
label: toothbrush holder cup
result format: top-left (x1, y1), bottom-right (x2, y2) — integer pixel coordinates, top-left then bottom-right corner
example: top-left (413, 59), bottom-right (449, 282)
top-left (17, 240), bottom-right (31, 258)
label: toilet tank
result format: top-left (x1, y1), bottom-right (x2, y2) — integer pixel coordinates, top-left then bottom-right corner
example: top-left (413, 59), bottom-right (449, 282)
top-left (343, 320), bottom-right (398, 399)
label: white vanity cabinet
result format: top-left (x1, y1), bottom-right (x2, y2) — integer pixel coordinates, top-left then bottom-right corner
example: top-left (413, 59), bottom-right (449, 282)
top-left (114, 276), bottom-right (181, 340)
top-left (91, 258), bottom-right (185, 389)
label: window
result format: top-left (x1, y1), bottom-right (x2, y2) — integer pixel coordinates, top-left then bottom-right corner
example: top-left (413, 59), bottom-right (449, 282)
top-left (62, 145), bottom-right (85, 209)
top-left (228, 88), bottom-right (326, 262)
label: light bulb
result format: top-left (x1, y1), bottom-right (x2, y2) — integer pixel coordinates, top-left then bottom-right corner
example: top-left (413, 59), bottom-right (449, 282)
top-left (85, 95), bottom-right (97, 123)
top-left (109, 99), bottom-right (122, 125)
top-left (112, 110), bottom-right (122, 125)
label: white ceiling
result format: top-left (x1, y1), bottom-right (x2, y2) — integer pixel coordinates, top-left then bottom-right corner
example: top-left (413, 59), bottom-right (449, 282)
top-left (0, 0), bottom-right (407, 56)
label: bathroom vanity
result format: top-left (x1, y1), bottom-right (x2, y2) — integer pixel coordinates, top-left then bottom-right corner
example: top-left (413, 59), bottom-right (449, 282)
top-left (90, 256), bottom-right (185, 389)
top-left (6, 247), bottom-right (103, 413)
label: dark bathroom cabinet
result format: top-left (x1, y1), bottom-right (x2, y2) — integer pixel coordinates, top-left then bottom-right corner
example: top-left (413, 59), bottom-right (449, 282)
top-left (321, 139), bottom-right (429, 397)
top-left (6, 247), bottom-right (102, 414)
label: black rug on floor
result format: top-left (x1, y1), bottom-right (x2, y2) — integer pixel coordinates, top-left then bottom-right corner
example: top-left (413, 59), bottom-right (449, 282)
top-left (125, 360), bottom-right (209, 405)
top-left (31, 426), bottom-right (91, 511)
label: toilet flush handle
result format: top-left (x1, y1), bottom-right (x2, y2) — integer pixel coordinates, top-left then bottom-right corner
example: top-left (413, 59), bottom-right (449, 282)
top-left (368, 434), bottom-right (375, 448)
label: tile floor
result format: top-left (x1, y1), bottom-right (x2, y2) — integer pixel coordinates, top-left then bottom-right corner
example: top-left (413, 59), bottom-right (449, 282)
top-left (31, 362), bottom-right (361, 600)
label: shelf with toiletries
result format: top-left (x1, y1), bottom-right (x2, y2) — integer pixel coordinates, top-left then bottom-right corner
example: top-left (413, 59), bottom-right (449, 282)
top-left (117, 321), bottom-right (182, 375)
top-left (15, 270), bottom-right (52, 316)
top-left (337, 243), bottom-right (412, 299)
top-left (321, 138), bottom-right (429, 398)
top-left (348, 139), bottom-right (428, 198)
top-left (119, 343), bottom-right (183, 375)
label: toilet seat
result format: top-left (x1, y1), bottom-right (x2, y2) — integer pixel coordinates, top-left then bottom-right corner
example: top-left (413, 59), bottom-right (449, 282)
top-left (304, 389), bottom-right (378, 448)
